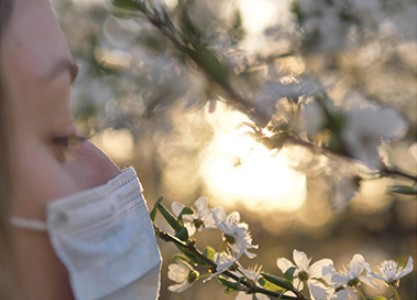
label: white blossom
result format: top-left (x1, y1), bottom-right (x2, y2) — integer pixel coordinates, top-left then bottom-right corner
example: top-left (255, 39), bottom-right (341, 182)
top-left (302, 103), bottom-right (408, 170)
top-left (203, 251), bottom-right (237, 283)
top-left (301, 101), bottom-right (326, 138)
top-left (330, 289), bottom-right (357, 300)
top-left (341, 106), bottom-right (407, 169)
top-left (277, 249), bottom-right (334, 300)
top-left (215, 251), bottom-right (237, 273)
top-left (171, 197), bottom-right (217, 236)
top-left (171, 201), bottom-right (196, 236)
top-left (167, 261), bottom-right (199, 293)
top-left (193, 197), bottom-right (217, 229)
top-left (211, 207), bottom-right (258, 259)
top-left (368, 256), bottom-right (414, 285)
top-left (330, 254), bottom-right (376, 299)
top-left (239, 265), bottom-right (263, 283)
top-left (331, 176), bottom-right (361, 212)
top-left (298, 0), bottom-right (385, 53)
top-left (331, 254), bottom-right (367, 287)
top-left (298, 0), bottom-right (350, 52)
top-left (233, 265), bottom-right (269, 299)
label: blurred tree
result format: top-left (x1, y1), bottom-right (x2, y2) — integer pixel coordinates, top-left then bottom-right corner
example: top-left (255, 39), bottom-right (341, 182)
top-left (54, 0), bottom-right (416, 298)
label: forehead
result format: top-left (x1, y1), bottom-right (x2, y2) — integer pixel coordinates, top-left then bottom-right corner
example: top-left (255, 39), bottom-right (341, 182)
top-left (1, 0), bottom-right (71, 83)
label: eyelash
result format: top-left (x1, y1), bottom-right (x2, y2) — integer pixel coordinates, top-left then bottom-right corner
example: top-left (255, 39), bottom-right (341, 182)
top-left (52, 135), bottom-right (86, 148)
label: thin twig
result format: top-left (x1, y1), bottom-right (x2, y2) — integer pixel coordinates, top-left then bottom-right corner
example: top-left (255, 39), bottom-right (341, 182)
top-left (155, 225), bottom-right (305, 300)
top-left (134, 1), bottom-right (417, 184)
top-left (382, 166), bottom-right (417, 182)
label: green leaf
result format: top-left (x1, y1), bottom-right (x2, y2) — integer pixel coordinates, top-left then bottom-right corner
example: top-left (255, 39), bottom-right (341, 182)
top-left (172, 254), bottom-right (190, 263)
top-left (258, 278), bottom-right (286, 293)
top-left (157, 203), bottom-right (183, 231)
top-left (372, 297), bottom-right (388, 300)
top-left (217, 276), bottom-right (244, 291)
top-left (150, 196), bottom-right (164, 222)
top-left (111, 0), bottom-right (139, 10)
top-left (261, 272), bottom-right (294, 291)
top-left (229, 11), bottom-right (245, 44)
top-left (187, 44), bottom-right (230, 85)
top-left (175, 226), bottom-right (189, 242)
top-left (178, 207), bottom-right (195, 220)
top-left (194, 218), bottom-right (204, 229)
top-left (389, 185), bottom-right (417, 196)
top-left (178, 3), bottom-right (201, 40)
top-left (183, 250), bottom-right (202, 266)
top-left (284, 267), bottom-right (296, 281)
top-left (202, 246), bottom-right (216, 261)
top-left (187, 269), bottom-right (200, 284)
top-left (290, 0), bottom-right (303, 23)
top-left (172, 254), bottom-right (198, 269)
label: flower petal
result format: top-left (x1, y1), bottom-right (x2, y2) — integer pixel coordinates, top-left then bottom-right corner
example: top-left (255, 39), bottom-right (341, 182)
top-left (301, 102), bottom-right (326, 137)
top-left (194, 196), bottom-right (208, 210)
top-left (331, 273), bottom-right (349, 287)
top-left (184, 222), bottom-right (196, 237)
top-left (359, 274), bottom-right (381, 289)
top-left (277, 257), bottom-right (295, 274)
top-left (293, 249), bottom-right (310, 271)
top-left (308, 282), bottom-right (328, 300)
top-left (379, 260), bottom-right (398, 281)
top-left (211, 206), bottom-right (226, 228)
top-left (168, 263), bottom-right (188, 282)
top-left (349, 254), bottom-right (366, 276)
top-left (171, 201), bottom-right (185, 217)
top-left (396, 256), bottom-right (414, 279)
top-left (331, 289), bottom-right (356, 300)
top-left (194, 197), bottom-right (215, 228)
top-left (168, 281), bottom-right (191, 293)
top-left (331, 176), bottom-right (359, 212)
top-left (310, 258), bottom-right (334, 281)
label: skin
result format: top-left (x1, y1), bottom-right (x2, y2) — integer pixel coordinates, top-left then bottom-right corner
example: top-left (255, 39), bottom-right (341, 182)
top-left (1, 0), bottom-right (121, 299)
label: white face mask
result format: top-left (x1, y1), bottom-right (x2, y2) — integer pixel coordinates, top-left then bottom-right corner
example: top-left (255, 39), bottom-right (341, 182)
top-left (11, 167), bottom-right (162, 300)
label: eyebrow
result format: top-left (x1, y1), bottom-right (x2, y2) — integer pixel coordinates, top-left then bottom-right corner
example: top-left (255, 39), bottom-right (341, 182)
top-left (44, 58), bottom-right (79, 85)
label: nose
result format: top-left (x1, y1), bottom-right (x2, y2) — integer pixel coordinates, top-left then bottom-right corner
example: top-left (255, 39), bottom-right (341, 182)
top-left (63, 141), bottom-right (121, 190)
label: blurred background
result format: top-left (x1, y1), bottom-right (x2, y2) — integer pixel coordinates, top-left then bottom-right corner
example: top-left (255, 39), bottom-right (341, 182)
top-left (53, 0), bottom-right (416, 298)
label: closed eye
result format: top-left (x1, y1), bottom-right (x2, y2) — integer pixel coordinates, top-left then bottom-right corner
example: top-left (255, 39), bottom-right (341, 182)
top-left (53, 134), bottom-right (86, 147)
top-left (52, 134), bottom-right (87, 162)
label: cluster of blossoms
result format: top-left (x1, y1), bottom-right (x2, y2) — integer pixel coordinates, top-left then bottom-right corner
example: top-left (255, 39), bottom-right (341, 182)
top-left (152, 197), bottom-right (414, 300)
top-left (169, 197), bottom-right (258, 287)
top-left (301, 101), bottom-right (408, 171)
top-left (299, 99), bottom-right (410, 211)
top-left (276, 251), bottom-right (413, 300)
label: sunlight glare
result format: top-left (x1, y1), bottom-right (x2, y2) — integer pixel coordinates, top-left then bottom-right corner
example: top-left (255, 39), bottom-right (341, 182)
top-left (163, 0), bottom-right (178, 9)
top-left (237, 0), bottom-right (294, 53)
top-left (201, 108), bottom-right (306, 212)
top-left (238, 0), bottom-right (293, 34)
top-left (91, 128), bottom-right (135, 162)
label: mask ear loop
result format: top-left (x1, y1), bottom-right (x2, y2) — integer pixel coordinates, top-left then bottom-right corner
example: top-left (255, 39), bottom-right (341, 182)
top-left (10, 216), bottom-right (48, 232)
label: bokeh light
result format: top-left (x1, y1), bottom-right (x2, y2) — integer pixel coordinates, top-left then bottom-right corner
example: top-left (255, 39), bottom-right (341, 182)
top-left (201, 107), bottom-right (306, 212)
top-left (91, 128), bottom-right (135, 162)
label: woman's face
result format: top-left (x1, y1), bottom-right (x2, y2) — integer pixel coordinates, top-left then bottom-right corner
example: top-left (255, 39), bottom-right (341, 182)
top-left (1, 0), bottom-right (120, 299)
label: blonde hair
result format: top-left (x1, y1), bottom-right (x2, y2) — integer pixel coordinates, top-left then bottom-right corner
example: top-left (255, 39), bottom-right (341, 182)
top-left (0, 0), bottom-right (23, 298)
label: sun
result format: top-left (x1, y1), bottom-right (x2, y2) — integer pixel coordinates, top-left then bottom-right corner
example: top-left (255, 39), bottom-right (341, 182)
top-left (200, 107), bottom-right (306, 212)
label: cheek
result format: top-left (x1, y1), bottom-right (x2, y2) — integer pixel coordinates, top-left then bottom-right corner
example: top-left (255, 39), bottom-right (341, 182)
top-left (11, 137), bottom-right (79, 220)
